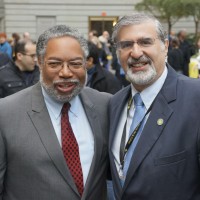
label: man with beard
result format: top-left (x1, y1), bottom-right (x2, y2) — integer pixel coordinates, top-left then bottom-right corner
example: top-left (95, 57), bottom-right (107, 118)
top-left (0, 25), bottom-right (111, 200)
top-left (109, 13), bottom-right (200, 200)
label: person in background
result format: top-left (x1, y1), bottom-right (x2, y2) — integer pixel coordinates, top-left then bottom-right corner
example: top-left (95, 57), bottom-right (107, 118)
top-left (88, 30), bottom-right (99, 41)
top-left (192, 37), bottom-right (200, 59)
top-left (177, 30), bottom-right (192, 76)
top-left (0, 39), bottom-right (39, 98)
top-left (86, 41), bottom-right (122, 94)
top-left (11, 32), bottom-right (21, 57)
top-left (109, 13), bottom-right (200, 200)
top-left (188, 37), bottom-right (200, 78)
top-left (0, 25), bottom-right (111, 200)
top-left (168, 30), bottom-right (175, 50)
top-left (12, 32), bottom-right (21, 44)
top-left (0, 32), bottom-right (12, 59)
top-left (112, 45), bottom-right (130, 87)
top-left (99, 31), bottom-right (112, 70)
top-left (23, 31), bottom-right (31, 40)
top-left (167, 37), bottom-right (184, 73)
top-left (88, 30), bottom-right (108, 68)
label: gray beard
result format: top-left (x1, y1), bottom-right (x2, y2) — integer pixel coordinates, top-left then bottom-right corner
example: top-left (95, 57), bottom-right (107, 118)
top-left (126, 64), bottom-right (157, 86)
top-left (40, 74), bottom-right (84, 103)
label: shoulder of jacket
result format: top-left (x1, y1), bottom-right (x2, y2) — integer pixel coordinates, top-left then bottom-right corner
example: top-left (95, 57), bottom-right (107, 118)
top-left (0, 65), bottom-right (7, 71)
top-left (0, 62), bottom-right (14, 71)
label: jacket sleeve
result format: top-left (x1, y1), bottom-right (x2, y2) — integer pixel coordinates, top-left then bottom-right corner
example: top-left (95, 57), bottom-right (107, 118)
top-left (0, 130), bottom-right (6, 199)
top-left (0, 87), bottom-right (3, 98)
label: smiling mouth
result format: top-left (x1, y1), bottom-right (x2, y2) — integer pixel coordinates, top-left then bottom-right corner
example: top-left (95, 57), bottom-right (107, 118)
top-left (131, 62), bottom-right (147, 67)
top-left (129, 61), bottom-right (149, 69)
top-left (55, 82), bottom-right (77, 93)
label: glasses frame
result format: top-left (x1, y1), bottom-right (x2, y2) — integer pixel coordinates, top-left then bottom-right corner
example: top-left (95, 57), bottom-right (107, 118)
top-left (20, 52), bottom-right (37, 59)
top-left (45, 60), bottom-right (86, 72)
top-left (115, 37), bottom-right (159, 51)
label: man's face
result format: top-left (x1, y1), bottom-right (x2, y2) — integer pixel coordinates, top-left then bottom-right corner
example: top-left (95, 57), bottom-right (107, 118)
top-left (19, 43), bottom-right (37, 71)
top-left (39, 36), bottom-right (87, 103)
top-left (0, 36), bottom-right (6, 44)
top-left (116, 22), bottom-right (168, 91)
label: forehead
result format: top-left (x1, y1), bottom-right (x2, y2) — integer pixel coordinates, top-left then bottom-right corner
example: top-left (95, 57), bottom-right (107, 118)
top-left (45, 36), bottom-right (83, 57)
top-left (117, 21), bottom-right (157, 41)
top-left (25, 43), bottom-right (36, 52)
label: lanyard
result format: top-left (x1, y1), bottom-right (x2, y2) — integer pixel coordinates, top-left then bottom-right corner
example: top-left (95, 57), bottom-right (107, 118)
top-left (119, 96), bottom-right (153, 170)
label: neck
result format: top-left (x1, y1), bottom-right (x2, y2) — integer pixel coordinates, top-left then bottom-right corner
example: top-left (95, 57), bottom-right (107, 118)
top-left (15, 61), bottom-right (24, 71)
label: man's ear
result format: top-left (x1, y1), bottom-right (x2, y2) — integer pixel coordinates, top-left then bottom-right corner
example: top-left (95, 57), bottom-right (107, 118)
top-left (16, 52), bottom-right (23, 61)
top-left (164, 39), bottom-right (169, 56)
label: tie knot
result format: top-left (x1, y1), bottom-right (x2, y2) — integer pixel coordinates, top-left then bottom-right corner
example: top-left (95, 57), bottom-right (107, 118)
top-left (61, 102), bottom-right (71, 114)
top-left (133, 93), bottom-right (143, 106)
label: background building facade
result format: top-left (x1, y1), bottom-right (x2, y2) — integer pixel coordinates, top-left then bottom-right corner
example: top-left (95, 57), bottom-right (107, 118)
top-left (0, 0), bottom-right (197, 40)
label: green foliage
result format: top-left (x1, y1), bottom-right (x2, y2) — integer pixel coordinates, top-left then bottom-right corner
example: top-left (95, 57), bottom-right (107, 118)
top-left (135, 0), bottom-right (200, 39)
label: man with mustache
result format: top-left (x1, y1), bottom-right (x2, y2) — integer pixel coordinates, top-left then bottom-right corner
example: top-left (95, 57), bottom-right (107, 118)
top-left (0, 25), bottom-right (111, 200)
top-left (109, 13), bottom-right (200, 200)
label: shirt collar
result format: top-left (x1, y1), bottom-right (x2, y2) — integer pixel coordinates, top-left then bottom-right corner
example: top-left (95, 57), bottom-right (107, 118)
top-left (41, 86), bottom-right (80, 119)
top-left (131, 66), bottom-right (168, 110)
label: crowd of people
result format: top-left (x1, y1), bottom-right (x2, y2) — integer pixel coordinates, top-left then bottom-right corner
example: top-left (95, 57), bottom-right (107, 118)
top-left (168, 29), bottom-right (200, 78)
top-left (0, 12), bottom-right (200, 200)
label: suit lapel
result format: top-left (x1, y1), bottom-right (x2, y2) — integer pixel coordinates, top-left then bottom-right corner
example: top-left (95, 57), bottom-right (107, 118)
top-left (27, 83), bottom-right (79, 196)
top-left (123, 66), bottom-right (178, 191)
top-left (78, 89), bottom-right (104, 198)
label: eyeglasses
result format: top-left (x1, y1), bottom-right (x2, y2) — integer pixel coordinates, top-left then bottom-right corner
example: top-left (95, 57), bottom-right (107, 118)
top-left (45, 60), bottom-right (85, 72)
top-left (21, 52), bottom-right (37, 59)
top-left (116, 38), bottom-right (158, 51)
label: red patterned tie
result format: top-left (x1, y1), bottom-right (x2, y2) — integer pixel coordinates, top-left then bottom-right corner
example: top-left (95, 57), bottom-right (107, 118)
top-left (61, 103), bottom-right (84, 196)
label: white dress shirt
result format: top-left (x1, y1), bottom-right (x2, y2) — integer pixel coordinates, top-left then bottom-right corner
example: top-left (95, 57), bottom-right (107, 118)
top-left (42, 87), bottom-right (94, 186)
top-left (112, 66), bottom-right (168, 176)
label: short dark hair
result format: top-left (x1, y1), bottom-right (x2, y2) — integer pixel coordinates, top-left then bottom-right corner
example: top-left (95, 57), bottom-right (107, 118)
top-left (14, 39), bottom-right (36, 59)
top-left (87, 41), bottom-right (100, 65)
top-left (171, 37), bottom-right (180, 48)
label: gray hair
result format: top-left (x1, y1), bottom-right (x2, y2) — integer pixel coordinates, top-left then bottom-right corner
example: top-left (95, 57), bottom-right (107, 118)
top-left (36, 25), bottom-right (88, 63)
top-left (112, 13), bottom-right (167, 44)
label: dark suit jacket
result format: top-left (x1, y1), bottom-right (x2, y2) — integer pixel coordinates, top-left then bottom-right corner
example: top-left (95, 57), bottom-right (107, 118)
top-left (87, 64), bottom-right (122, 94)
top-left (109, 66), bottom-right (200, 200)
top-left (0, 83), bottom-right (111, 200)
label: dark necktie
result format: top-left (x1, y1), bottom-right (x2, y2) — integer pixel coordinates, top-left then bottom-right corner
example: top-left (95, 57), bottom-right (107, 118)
top-left (61, 103), bottom-right (84, 196)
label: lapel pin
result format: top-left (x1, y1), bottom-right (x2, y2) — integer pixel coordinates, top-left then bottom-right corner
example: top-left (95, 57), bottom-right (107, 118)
top-left (157, 118), bottom-right (164, 126)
